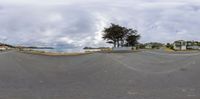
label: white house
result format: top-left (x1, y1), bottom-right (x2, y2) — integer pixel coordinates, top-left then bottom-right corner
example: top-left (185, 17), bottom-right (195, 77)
top-left (186, 41), bottom-right (200, 50)
top-left (0, 46), bottom-right (8, 51)
top-left (173, 40), bottom-right (187, 50)
top-left (145, 44), bottom-right (152, 49)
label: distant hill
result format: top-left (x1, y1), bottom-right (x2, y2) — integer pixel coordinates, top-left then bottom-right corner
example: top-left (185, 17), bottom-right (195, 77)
top-left (15, 46), bottom-right (54, 49)
top-left (0, 43), bottom-right (15, 48)
top-left (0, 43), bottom-right (54, 49)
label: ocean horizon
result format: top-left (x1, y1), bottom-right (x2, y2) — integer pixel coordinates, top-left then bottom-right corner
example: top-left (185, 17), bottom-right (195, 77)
top-left (34, 48), bottom-right (85, 53)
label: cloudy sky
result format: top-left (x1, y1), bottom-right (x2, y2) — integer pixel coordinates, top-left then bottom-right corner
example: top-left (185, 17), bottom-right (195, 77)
top-left (0, 0), bottom-right (200, 48)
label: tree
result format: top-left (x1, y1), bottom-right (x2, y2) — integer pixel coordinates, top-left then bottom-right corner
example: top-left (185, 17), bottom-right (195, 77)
top-left (103, 23), bottom-right (124, 47)
top-left (166, 43), bottom-right (174, 49)
top-left (151, 42), bottom-right (163, 49)
top-left (125, 29), bottom-right (140, 47)
top-left (103, 23), bottom-right (140, 47)
top-left (138, 43), bottom-right (145, 49)
top-left (198, 42), bottom-right (200, 46)
top-left (126, 34), bottom-right (140, 47)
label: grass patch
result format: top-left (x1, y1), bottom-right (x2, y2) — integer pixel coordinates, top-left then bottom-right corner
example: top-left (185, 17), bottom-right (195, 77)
top-left (164, 47), bottom-right (175, 52)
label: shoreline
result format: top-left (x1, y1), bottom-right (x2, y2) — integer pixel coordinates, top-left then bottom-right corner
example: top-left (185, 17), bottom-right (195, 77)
top-left (19, 49), bottom-right (93, 56)
top-left (15, 48), bottom-right (200, 56)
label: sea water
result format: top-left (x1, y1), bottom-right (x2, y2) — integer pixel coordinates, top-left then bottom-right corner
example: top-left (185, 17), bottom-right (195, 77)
top-left (35, 48), bottom-right (84, 53)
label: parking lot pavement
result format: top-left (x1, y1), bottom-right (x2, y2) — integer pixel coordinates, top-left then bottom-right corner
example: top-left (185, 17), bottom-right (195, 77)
top-left (0, 51), bottom-right (200, 99)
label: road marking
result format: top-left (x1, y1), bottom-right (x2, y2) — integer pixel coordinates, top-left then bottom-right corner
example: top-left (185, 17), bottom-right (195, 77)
top-left (187, 95), bottom-right (196, 97)
top-left (107, 53), bottom-right (197, 74)
top-left (0, 51), bottom-right (11, 55)
top-left (144, 51), bottom-right (200, 56)
top-left (127, 91), bottom-right (141, 95)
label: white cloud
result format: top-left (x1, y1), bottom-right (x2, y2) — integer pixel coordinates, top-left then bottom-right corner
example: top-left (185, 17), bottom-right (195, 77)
top-left (0, 0), bottom-right (200, 48)
top-left (58, 37), bottom-right (74, 44)
top-left (0, 35), bottom-right (7, 42)
top-left (93, 13), bottom-right (109, 46)
top-left (48, 13), bottom-right (63, 22)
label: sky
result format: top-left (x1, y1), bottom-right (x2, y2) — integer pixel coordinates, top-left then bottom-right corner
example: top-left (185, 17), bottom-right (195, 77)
top-left (0, 0), bottom-right (200, 48)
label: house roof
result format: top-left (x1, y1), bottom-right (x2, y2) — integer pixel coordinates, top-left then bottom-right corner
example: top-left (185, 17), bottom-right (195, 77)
top-left (0, 45), bottom-right (8, 47)
top-left (174, 40), bottom-right (186, 43)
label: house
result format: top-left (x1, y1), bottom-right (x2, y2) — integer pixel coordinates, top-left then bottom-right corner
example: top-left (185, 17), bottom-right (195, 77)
top-left (173, 40), bottom-right (187, 50)
top-left (0, 45), bottom-right (9, 51)
top-left (145, 43), bottom-right (152, 49)
top-left (144, 42), bottom-right (163, 49)
top-left (173, 40), bottom-right (200, 50)
top-left (186, 41), bottom-right (200, 50)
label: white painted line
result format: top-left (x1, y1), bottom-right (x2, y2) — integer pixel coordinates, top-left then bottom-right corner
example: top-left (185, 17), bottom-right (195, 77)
top-left (144, 51), bottom-right (200, 56)
top-left (107, 53), bottom-right (197, 74)
top-left (0, 51), bottom-right (11, 55)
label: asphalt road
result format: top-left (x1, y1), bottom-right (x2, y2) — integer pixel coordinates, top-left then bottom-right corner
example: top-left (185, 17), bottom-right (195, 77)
top-left (0, 50), bottom-right (200, 99)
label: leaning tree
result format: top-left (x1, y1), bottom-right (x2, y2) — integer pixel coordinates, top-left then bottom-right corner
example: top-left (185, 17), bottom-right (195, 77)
top-left (103, 23), bottom-right (140, 48)
top-left (102, 23), bottom-right (124, 47)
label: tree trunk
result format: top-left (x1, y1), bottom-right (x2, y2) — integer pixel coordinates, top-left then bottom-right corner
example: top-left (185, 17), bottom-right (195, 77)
top-left (114, 41), bottom-right (116, 48)
top-left (117, 40), bottom-right (120, 47)
top-left (121, 38), bottom-right (124, 47)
